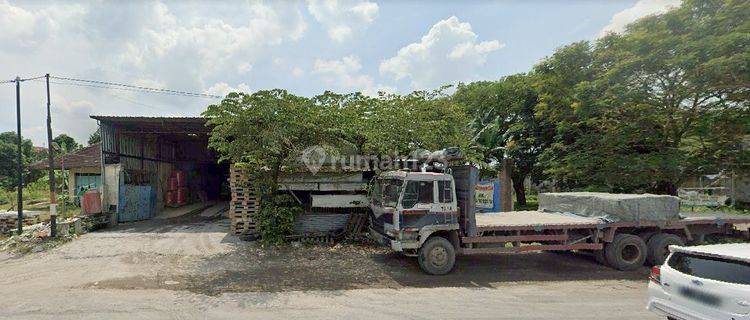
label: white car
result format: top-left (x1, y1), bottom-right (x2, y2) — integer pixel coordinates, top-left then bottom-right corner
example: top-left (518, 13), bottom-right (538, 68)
top-left (647, 243), bottom-right (750, 320)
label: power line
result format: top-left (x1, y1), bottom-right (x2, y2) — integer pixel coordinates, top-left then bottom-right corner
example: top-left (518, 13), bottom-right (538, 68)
top-left (30, 78), bottom-right (222, 99)
top-left (1, 75), bottom-right (55, 84)
top-left (4, 75), bottom-right (225, 100)
top-left (50, 75), bottom-right (223, 99)
top-left (21, 75), bottom-right (46, 82)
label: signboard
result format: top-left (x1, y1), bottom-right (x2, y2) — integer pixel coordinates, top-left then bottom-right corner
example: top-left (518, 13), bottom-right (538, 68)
top-left (475, 180), bottom-right (501, 212)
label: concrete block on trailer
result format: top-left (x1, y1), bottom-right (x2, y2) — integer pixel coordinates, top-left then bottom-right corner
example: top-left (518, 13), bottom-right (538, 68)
top-left (538, 192), bottom-right (680, 222)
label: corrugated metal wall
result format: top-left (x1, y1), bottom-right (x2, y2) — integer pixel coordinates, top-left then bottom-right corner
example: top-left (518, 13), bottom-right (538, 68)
top-left (101, 121), bottom-right (177, 211)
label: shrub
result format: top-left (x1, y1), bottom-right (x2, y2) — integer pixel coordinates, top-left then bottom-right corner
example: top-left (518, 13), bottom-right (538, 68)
top-left (256, 194), bottom-right (302, 245)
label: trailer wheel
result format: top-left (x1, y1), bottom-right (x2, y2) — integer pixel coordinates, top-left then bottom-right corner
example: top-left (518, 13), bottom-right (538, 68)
top-left (604, 234), bottom-right (647, 271)
top-left (647, 233), bottom-right (684, 266)
top-left (592, 249), bottom-right (608, 266)
top-left (418, 236), bottom-right (456, 275)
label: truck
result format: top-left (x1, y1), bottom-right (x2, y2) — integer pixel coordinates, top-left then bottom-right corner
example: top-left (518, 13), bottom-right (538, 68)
top-left (368, 164), bottom-right (750, 275)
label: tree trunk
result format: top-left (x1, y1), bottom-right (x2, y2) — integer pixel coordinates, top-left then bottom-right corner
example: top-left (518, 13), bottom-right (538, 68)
top-left (655, 180), bottom-right (678, 196)
top-left (512, 175), bottom-right (527, 206)
top-left (264, 158), bottom-right (284, 201)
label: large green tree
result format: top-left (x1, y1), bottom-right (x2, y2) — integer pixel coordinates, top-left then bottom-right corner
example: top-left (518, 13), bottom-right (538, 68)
top-left (52, 134), bottom-right (80, 154)
top-left (535, 0), bottom-right (749, 194)
top-left (455, 74), bottom-right (553, 205)
top-left (0, 131), bottom-right (41, 191)
top-left (204, 90), bottom-right (326, 194)
top-left (88, 128), bottom-right (101, 145)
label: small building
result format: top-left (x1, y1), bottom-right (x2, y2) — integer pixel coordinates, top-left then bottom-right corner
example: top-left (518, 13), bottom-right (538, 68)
top-left (31, 143), bottom-right (102, 204)
top-left (92, 116), bottom-right (228, 222)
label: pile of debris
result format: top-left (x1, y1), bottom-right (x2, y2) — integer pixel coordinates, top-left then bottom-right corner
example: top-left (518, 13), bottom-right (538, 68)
top-left (0, 212), bottom-right (111, 255)
top-left (0, 223), bottom-right (76, 255)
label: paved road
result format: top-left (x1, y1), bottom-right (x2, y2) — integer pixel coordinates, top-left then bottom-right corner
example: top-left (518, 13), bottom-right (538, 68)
top-left (0, 213), bottom-right (659, 319)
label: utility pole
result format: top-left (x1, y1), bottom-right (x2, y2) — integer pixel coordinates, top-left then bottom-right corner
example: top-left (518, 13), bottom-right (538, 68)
top-left (46, 74), bottom-right (57, 237)
top-left (15, 76), bottom-right (23, 235)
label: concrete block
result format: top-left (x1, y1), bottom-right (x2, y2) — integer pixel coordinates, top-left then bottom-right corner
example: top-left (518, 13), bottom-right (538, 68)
top-left (538, 192), bottom-right (680, 222)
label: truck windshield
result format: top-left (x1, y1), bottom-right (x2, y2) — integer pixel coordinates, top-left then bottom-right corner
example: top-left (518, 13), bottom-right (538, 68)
top-left (373, 178), bottom-right (403, 207)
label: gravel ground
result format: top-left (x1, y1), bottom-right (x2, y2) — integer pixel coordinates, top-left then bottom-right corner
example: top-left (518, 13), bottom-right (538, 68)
top-left (0, 211), bottom-right (659, 319)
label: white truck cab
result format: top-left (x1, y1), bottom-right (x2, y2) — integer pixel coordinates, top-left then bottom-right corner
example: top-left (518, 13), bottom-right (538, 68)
top-left (368, 170), bottom-right (461, 273)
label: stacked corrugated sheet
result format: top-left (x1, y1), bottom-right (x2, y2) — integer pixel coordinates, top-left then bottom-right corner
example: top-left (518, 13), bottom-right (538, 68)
top-left (228, 165), bottom-right (259, 238)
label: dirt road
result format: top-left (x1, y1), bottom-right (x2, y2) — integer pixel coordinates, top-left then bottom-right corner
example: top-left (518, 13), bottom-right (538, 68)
top-left (0, 213), bottom-right (659, 319)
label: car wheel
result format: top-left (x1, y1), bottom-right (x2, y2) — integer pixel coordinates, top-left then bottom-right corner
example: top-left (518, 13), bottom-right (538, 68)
top-left (647, 233), bottom-right (684, 266)
top-left (418, 236), bottom-right (456, 275)
top-left (605, 234), bottom-right (647, 271)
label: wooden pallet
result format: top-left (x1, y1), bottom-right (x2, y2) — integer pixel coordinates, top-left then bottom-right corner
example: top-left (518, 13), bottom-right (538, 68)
top-left (228, 164), bottom-right (260, 238)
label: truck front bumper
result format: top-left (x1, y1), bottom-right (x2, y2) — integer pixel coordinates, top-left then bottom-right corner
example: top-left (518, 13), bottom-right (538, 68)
top-left (368, 227), bottom-right (420, 252)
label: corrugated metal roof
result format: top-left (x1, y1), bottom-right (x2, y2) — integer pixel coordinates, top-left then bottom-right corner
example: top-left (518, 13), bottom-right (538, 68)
top-left (91, 115), bottom-right (210, 134)
top-left (90, 115), bottom-right (206, 122)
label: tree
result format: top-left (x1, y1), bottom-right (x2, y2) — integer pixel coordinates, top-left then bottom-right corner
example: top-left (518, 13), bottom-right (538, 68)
top-left (204, 90), bottom-right (328, 194)
top-left (88, 128), bottom-right (101, 145)
top-left (52, 134), bottom-right (80, 154)
top-left (455, 74), bottom-right (553, 205)
top-left (0, 132), bottom-right (36, 191)
top-left (534, 0), bottom-right (750, 195)
top-left (312, 89), bottom-right (477, 162)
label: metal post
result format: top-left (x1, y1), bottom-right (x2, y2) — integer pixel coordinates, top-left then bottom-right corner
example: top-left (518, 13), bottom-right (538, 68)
top-left (15, 77), bottom-right (23, 235)
top-left (46, 74), bottom-right (57, 237)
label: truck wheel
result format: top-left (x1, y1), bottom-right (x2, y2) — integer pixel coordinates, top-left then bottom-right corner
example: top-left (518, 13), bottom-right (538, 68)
top-left (418, 236), bottom-right (456, 275)
top-left (647, 233), bottom-right (684, 266)
top-left (604, 234), bottom-right (647, 271)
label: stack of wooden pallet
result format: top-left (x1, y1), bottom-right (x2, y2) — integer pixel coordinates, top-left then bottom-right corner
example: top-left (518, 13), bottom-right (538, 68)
top-left (228, 165), bottom-right (260, 238)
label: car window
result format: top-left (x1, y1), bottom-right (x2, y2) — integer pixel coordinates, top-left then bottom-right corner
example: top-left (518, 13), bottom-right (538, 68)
top-left (438, 180), bottom-right (452, 203)
top-left (667, 252), bottom-right (750, 285)
top-left (402, 181), bottom-right (434, 208)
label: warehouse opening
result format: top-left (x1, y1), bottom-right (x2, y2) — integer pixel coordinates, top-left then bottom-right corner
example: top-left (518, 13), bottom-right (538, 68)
top-left (92, 116), bottom-right (229, 222)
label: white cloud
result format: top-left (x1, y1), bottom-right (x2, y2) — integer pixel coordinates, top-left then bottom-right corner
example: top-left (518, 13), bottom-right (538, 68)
top-left (0, 0), bottom-right (37, 40)
top-left (598, 0), bottom-right (681, 37)
top-left (205, 82), bottom-right (252, 97)
top-left (292, 67), bottom-right (305, 78)
top-left (0, 1), bottom-right (307, 144)
top-left (380, 16), bottom-right (503, 90)
top-left (313, 55), bottom-right (394, 96)
top-left (0, 0), bottom-right (85, 49)
top-left (108, 1), bottom-right (308, 87)
top-left (237, 62), bottom-right (253, 74)
top-left (307, 0), bottom-right (378, 42)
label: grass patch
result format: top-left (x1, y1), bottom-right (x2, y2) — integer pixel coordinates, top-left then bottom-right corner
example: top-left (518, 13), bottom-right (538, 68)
top-left (680, 205), bottom-right (750, 215)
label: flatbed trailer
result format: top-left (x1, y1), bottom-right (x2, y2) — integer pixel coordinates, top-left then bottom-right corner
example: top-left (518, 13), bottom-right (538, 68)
top-left (460, 211), bottom-right (749, 255)
top-left (368, 166), bottom-right (750, 274)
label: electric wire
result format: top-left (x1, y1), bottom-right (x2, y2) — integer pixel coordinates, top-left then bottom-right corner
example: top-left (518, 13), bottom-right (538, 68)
top-left (1, 75), bottom-right (47, 83)
top-left (30, 78), bottom-right (222, 99)
top-left (50, 75), bottom-right (222, 99)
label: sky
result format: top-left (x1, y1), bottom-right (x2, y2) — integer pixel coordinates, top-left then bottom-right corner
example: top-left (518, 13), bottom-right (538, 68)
top-left (0, 0), bottom-right (681, 146)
